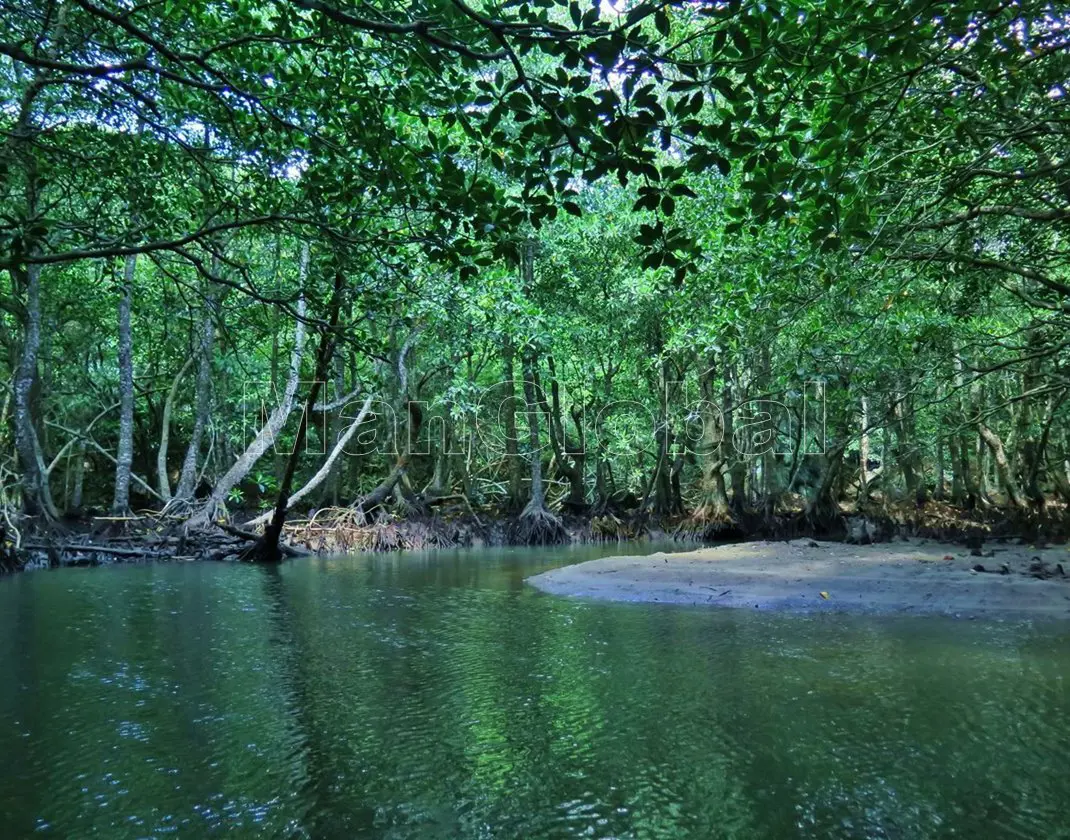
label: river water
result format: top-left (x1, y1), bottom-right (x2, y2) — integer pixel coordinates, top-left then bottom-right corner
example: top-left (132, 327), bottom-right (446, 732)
top-left (1, 542), bottom-right (1069, 838)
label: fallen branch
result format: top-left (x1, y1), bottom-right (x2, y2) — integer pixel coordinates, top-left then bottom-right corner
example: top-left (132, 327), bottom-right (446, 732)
top-left (24, 542), bottom-right (169, 558)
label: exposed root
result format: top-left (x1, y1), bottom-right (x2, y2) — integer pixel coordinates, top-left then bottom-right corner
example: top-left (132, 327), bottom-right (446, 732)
top-left (371, 523), bottom-right (404, 551)
top-left (185, 497), bottom-right (229, 530)
top-left (159, 496), bottom-right (197, 518)
top-left (3, 498), bottom-right (1065, 573)
top-left (360, 518), bottom-right (466, 552)
top-left (277, 506), bottom-right (473, 553)
top-left (508, 504), bottom-right (568, 546)
top-left (588, 513), bottom-right (647, 542)
top-left (674, 504), bottom-right (741, 542)
top-left (392, 494), bottom-right (429, 521)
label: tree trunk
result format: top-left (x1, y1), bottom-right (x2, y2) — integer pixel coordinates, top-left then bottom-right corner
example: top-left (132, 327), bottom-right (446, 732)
top-left (188, 287), bottom-right (308, 527)
top-left (859, 396), bottom-right (871, 504)
top-left (806, 443), bottom-right (846, 528)
top-left (325, 356), bottom-right (346, 506)
top-left (510, 344), bottom-right (566, 544)
top-left (246, 398), bottom-right (372, 527)
top-left (111, 253), bottom-right (136, 513)
top-left (522, 350), bottom-right (545, 510)
top-left (69, 439), bottom-right (86, 512)
top-left (510, 241), bottom-right (565, 545)
top-left (682, 354), bottom-right (731, 537)
top-left (1052, 450), bottom-right (1070, 504)
top-left (156, 355), bottom-right (194, 502)
top-left (501, 336), bottom-right (524, 510)
top-left (893, 388), bottom-right (926, 505)
top-left (952, 352), bottom-right (980, 507)
top-left (805, 396), bottom-right (849, 529)
top-left (1027, 391), bottom-right (1066, 506)
top-left (725, 363), bottom-right (747, 512)
top-left (536, 355), bottom-right (585, 510)
top-left (978, 423), bottom-right (1026, 509)
top-left (354, 325), bottom-right (424, 518)
top-left (426, 407), bottom-right (453, 498)
top-left (12, 260), bottom-right (58, 519)
top-left (248, 269), bottom-right (343, 563)
top-left (174, 271), bottom-right (221, 502)
top-left (934, 434), bottom-right (946, 501)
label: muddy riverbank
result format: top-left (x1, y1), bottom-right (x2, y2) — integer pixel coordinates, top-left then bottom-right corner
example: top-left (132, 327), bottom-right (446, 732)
top-left (528, 538), bottom-right (1070, 620)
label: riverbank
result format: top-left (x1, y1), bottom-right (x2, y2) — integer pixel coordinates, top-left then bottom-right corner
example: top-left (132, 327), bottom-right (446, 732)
top-left (527, 538), bottom-right (1070, 619)
top-left (3, 500), bottom-right (1068, 577)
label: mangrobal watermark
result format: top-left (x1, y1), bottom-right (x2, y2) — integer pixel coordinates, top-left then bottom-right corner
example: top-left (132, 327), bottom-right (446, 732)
top-left (241, 379), bottom-right (827, 459)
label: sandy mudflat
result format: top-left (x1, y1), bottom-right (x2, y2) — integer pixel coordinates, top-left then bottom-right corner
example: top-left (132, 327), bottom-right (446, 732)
top-left (527, 539), bottom-right (1070, 619)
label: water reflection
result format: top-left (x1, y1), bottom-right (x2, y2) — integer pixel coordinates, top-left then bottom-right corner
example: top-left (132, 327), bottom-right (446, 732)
top-left (1, 544), bottom-right (1069, 838)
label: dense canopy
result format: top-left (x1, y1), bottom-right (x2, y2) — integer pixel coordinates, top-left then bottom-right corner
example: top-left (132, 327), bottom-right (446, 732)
top-left (1, 0), bottom-right (1068, 558)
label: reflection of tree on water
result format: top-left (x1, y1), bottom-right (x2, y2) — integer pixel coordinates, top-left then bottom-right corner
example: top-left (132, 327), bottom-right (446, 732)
top-left (539, 605), bottom-right (760, 837)
top-left (265, 553), bottom-right (764, 837)
top-left (4, 556), bottom-right (1070, 838)
top-left (254, 559), bottom-right (1019, 838)
top-left (257, 563), bottom-right (379, 836)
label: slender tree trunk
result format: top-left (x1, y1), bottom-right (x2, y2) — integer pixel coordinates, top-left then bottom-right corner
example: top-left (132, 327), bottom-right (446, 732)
top-left (510, 241), bottom-right (565, 545)
top-left (501, 337), bottom-right (523, 510)
top-left (592, 368), bottom-right (616, 511)
top-left (893, 388), bottom-right (926, 504)
top-left (953, 352), bottom-right (979, 507)
top-left (12, 261), bottom-right (44, 516)
top-left (934, 434), bottom-right (946, 501)
top-left (947, 365), bottom-right (966, 505)
top-left (354, 328), bottom-right (424, 518)
top-left (325, 356), bottom-right (346, 505)
top-left (807, 443), bottom-right (846, 526)
top-left (247, 395), bottom-right (373, 527)
top-left (521, 347), bottom-right (546, 511)
top-left (427, 407), bottom-right (452, 498)
top-left (8, 45), bottom-right (61, 521)
top-left (978, 423), bottom-right (1026, 509)
top-left (859, 396), bottom-right (871, 504)
top-left (251, 269), bottom-right (343, 562)
top-left (949, 434), bottom-right (965, 505)
top-left (270, 311), bottom-right (285, 483)
top-left (805, 399), bottom-right (849, 528)
top-left (647, 359), bottom-right (676, 517)
top-left (536, 355), bottom-right (585, 510)
top-left (1027, 391), bottom-right (1066, 506)
top-left (689, 355), bottom-right (730, 525)
top-left (69, 439), bottom-right (86, 512)
top-left (975, 430), bottom-right (988, 500)
top-left (174, 273), bottom-right (220, 502)
top-left (725, 363), bottom-right (746, 512)
top-left (156, 355), bottom-right (194, 502)
top-left (189, 289), bottom-right (307, 527)
top-left (12, 261), bottom-right (58, 519)
top-left (112, 254), bottom-right (136, 513)
top-left (1052, 442), bottom-right (1070, 504)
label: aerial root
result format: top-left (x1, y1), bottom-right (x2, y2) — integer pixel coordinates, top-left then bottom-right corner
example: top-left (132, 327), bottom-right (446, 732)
top-left (509, 504), bottom-right (568, 546)
top-left (674, 504), bottom-right (737, 542)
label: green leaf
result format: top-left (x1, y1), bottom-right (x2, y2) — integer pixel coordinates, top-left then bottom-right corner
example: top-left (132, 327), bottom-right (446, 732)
top-left (655, 10), bottom-right (670, 37)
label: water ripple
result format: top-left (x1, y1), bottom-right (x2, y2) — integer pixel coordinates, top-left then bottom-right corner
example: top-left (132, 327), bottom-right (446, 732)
top-left (1, 545), bottom-right (1069, 838)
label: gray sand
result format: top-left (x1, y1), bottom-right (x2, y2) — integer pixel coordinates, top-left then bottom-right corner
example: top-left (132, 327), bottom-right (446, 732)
top-left (527, 539), bottom-right (1070, 619)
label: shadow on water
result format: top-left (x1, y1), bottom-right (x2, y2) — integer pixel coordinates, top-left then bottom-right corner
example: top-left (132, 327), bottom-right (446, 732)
top-left (1, 543), bottom-right (1070, 838)
top-left (257, 563), bottom-right (382, 836)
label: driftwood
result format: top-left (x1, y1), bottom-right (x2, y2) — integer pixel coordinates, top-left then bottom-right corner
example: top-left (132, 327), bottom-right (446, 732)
top-left (24, 542), bottom-right (169, 558)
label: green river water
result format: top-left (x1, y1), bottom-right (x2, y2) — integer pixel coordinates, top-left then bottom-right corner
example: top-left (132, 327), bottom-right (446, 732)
top-left (1, 542), bottom-right (1069, 839)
